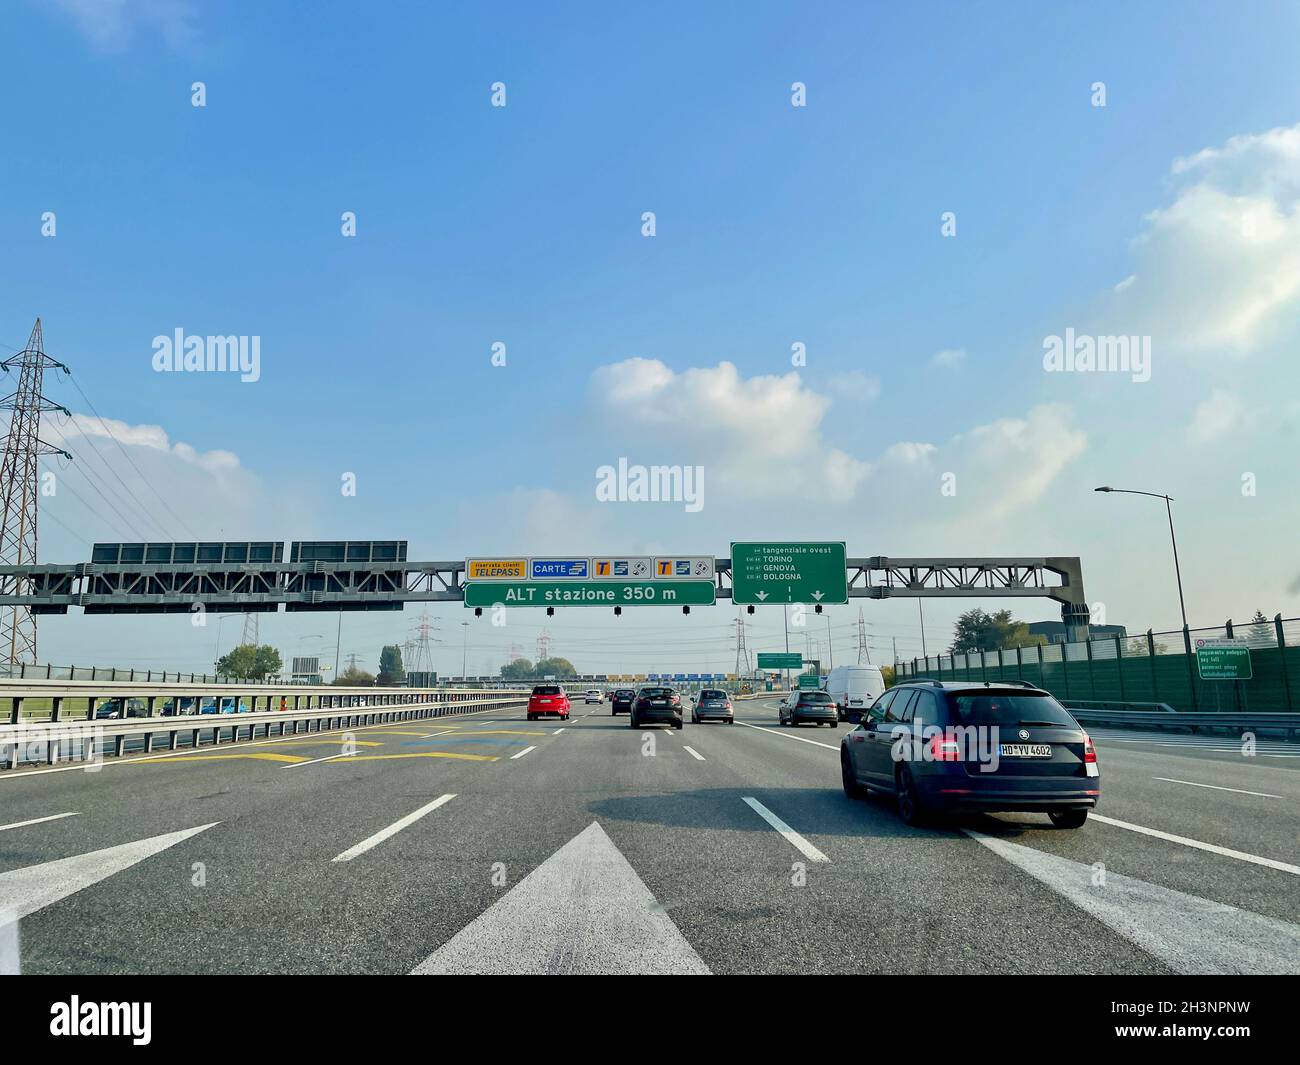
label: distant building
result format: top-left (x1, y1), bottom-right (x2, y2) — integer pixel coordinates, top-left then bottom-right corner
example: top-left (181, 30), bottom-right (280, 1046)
top-left (1027, 621), bottom-right (1127, 644)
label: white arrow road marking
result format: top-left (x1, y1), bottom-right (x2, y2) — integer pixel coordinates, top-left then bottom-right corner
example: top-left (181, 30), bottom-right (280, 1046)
top-left (332, 794), bottom-right (455, 863)
top-left (967, 829), bottom-right (1300, 974)
top-left (0, 812), bottom-right (79, 833)
top-left (0, 823), bottom-right (219, 928)
top-left (742, 797), bottom-right (830, 863)
top-left (682, 746), bottom-right (705, 761)
top-left (411, 822), bottom-right (711, 975)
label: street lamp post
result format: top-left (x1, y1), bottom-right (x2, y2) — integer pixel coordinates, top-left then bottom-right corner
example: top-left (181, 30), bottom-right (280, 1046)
top-left (461, 621), bottom-right (470, 681)
top-left (1094, 486), bottom-right (1188, 629)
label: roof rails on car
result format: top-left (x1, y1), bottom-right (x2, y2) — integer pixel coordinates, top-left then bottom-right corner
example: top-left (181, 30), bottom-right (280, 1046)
top-left (904, 677), bottom-right (946, 687)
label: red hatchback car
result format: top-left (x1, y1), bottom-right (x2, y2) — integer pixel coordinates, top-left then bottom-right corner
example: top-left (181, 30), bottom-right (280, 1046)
top-left (527, 684), bottom-right (571, 721)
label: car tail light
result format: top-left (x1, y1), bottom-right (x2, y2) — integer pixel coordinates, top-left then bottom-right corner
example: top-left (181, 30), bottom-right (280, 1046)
top-left (929, 733), bottom-right (961, 761)
top-left (1083, 734), bottom-right (1097, 764)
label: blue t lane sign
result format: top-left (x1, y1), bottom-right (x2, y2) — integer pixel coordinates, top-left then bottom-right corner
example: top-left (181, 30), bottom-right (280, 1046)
top-left (530, 558), bottom-right (588, 579)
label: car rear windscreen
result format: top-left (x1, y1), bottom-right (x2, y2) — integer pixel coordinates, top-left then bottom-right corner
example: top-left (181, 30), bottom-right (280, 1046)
top-left (798, 691), bottom-right (832, 703)
top-left (640, 687), bottom-right (672, 697)
top-left (700, 689), bottom-right (726, 699)
top-left (532, 685), bottom-right (562, 695)
top-left (948, 693), bottom-right (1077, 728)
top-left (615, 689), bottom-right (635, 697)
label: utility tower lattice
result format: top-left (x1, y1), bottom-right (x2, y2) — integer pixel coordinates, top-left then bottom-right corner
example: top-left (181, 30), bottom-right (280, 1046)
top-left (0, 319), bottom-right (71, 665)
top-left (409, 609), bottom-right (439, 674)
top-left (855, 608), bottom-right (872, 665)
top-left (240, 614), bottom-right (260, 647)
top-left (536, 627), bottom-right (551, 663)
top-left (733, 613), bottom-right (750, 676)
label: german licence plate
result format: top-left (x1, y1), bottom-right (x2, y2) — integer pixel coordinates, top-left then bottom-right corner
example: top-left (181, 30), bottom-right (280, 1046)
top-left (999, 743), bottom-right (1052, 758)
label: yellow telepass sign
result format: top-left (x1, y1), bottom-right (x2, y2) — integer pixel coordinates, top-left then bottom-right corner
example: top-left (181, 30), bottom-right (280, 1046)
top-left (466, 558), bottom-right (528, 581)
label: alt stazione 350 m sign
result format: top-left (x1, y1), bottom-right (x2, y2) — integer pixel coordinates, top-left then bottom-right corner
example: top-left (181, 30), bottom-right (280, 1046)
top-left (463, 556), bottom-right (716, 608)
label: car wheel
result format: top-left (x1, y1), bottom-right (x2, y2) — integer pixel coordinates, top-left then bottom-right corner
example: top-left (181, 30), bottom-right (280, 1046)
top-left (841, 751), bottom-right (866, 799)
top-left (675, 720), bottom-right (683, 730)
top-left (896, 765), bottom-right (926, 826)
top-left (629, 714), bottom-right (638, 729)
top-left (727, 718), bottom-right (734, 724)
top-left (829, 721), bottom-right (838, 729)
top-left (1048, 808), bottom-right (1088, 830)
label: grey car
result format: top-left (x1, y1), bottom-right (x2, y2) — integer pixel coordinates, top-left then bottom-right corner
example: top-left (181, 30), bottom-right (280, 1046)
top-left (691, 688), bottom-right (734, 724)
top-left (779, 689), bottom-right (838, 727)
top-left (630, 686), bottom-right (684, 729)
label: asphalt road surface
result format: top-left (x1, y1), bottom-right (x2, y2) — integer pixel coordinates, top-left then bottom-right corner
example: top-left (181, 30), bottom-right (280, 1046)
top-left (2, 697), bottom-right (1297, 975)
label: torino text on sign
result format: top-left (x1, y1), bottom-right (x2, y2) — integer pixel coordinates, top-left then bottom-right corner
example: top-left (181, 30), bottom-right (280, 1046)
top-left (730, 542), bottom-right (848, 605)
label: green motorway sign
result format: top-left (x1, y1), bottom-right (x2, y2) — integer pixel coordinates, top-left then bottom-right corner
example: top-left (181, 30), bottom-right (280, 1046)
top-left (797, 673), bottom-right (822, 689)
top-left (757, 652), bottom-right (803, 669)
top-left (463, 580), bottom-right (715, 608)
top-left (1195, 640), bottom-right (1252, 680)
top-left (730, 542), bottom-right (848, 605)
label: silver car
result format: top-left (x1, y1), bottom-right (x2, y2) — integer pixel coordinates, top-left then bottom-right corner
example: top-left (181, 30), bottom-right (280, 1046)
top-left (691, 688), bottom-right (734, 724)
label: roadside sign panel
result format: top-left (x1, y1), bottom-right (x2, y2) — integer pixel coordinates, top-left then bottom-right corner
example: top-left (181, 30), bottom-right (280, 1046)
top-left (465, 558), bottom-right (528, 581)
top-left (757, 652), bottom-right (803, 669)
top-left (530, 558), bottom-right (589, 579)
top-left (465, 553), bottom-right (713, 607)
top-left (730, 542), bottom-right (848, 605)
top-left (797, 674), bottom-right (821, 689)
top-left (654, 556), bottom-right (715, 580)
top-left (593, 557), bottom-right (653, 578)
top-left (1195, 638), bottom-right (1253, 680)
top-left (464, 580), bottom-right (715, 608)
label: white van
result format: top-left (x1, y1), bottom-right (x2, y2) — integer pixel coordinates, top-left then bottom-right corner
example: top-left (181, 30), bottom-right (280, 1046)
top-left (825, 664), bottom-right (885, 721)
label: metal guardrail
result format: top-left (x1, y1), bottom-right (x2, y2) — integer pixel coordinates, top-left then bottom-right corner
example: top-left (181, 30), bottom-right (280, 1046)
top-left (0, 681), bottom-right (532, 769)
top-left (1064, 702), bottom-right (1300, 739)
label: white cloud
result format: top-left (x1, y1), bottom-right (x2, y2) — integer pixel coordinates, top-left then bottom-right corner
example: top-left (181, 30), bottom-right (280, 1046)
top-left (1188, 389), bottom-right (1248, 443)
top-left (828, 370), bottom-right (882, 401)
top-left (39, 412), bottom-right (280, 550)
top-left (945, 403), bottom-right (1087, 518)
top-left (50, 413), bottom-right (240, 475)
top-left (1113, 275), bottom-right (1136, 292)
top-left (931, 348), bottom-right (966, 368)
top-left (590, 358), bottom-right (870, 501)
top-left (51, 0), bottom-right (197, 51)
top-left (1116, 123), bottom-right (1300, 354)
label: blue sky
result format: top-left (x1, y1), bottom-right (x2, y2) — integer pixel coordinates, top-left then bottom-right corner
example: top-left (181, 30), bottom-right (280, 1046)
top-left (3, 1), bottom-right (1299, 675)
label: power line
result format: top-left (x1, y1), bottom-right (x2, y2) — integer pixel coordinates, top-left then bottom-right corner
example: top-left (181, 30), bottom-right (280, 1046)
top-left (64, 371), bottom-right (201, 540)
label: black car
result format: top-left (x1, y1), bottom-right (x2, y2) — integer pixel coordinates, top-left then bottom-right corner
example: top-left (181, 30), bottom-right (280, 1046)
top-left (840, 679), bottom-right (1099, 828)
top-left (630, 686), bottom-right (683, 730)
top-left (779, 689), bottom-right (838, 727)
top-left (610, 688), bottom-right (636, 715)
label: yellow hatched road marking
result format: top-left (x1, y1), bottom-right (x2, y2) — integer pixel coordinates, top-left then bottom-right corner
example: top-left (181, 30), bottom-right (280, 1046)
top-left (136, 752), bottom-right (309, 765)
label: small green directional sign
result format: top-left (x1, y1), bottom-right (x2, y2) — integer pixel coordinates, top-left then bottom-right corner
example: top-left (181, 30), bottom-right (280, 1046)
top-left (730, 542), bottom-right (848, 605)
top-left (757, 652), bottom-right (803, 669)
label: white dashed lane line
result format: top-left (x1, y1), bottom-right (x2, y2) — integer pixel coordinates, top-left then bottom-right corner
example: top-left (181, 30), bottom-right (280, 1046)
top-left (1153, 777), bottom-right (1281, 799)
top-left (510, 746), bottom-right (537, 760)
top-left (682, 746), bottom-right (705, 761)
top-left (0, 811), bottom-right (79, 833)
top-left (331, 794), bottom-right (456, 863)
top-left (742, 797), bottom-right (830, 863)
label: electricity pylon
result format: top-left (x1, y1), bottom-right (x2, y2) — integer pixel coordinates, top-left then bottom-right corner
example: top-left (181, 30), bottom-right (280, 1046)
top-left (0, 319), bottom-right (71, 665)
